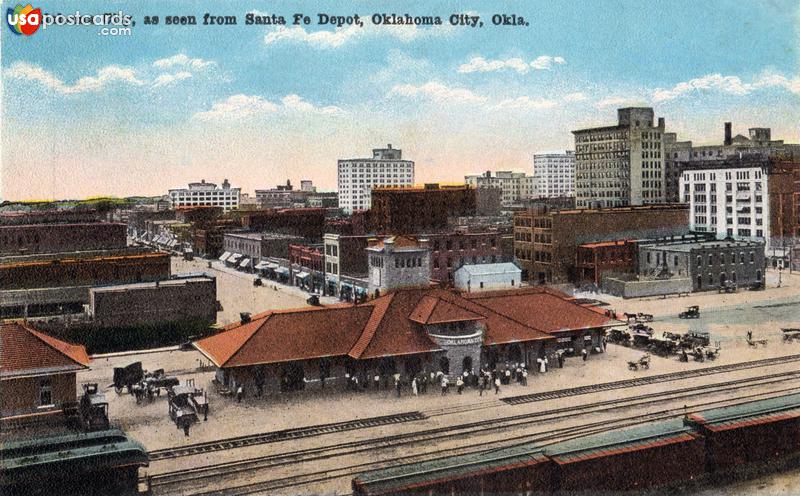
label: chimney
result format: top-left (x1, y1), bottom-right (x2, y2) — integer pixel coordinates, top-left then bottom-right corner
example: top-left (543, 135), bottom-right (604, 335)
top-left (485, 170), bottom-right (491, 178)
top-left (724, 122), bottom-right (732, 146)
top-left (657, 117), bottom-right (665, 129)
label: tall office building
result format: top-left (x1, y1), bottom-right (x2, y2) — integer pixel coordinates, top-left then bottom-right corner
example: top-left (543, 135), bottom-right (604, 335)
top-left (532, 151), bottom-right (575, 198)
top-left (573, 107), bottom-right (666, 208)
top-left (337, 144), bottom-right (415, 214)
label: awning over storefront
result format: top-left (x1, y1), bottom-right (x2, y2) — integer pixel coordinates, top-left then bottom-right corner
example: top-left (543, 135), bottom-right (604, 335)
top-left (254, 261), bottom-right (270, 270)
top-left (296, 271), bottom-right (310, 280)
top-left (228, 253), bottom-right (242, 264)
top-left (239, 258), bottom-right (252, 269)
top-left (168, 239), bottom-right (178, 247)
top-left (219, 251), bottom-right (232, 262)
top-left (275, 267), bottom-right (290, 276)
top-left (265, 262), bottom-right (279, 270)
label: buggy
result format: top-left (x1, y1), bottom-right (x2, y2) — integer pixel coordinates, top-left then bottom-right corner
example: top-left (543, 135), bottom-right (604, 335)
top-left (112, 362), bottom-right (144, 394)
top-left (168, 385), bottom-right (202, 428)
top-left (307, 294), bottom-right (321, 306)
top-left (679, 306), bottom-right (700, 319)
top-left (649, 336), bottom-right (678, 357)
top-left (782, 328), bottom-right (800, 343)
top-left (628, 354), bottom-right (650, 371)
top-left (79, 383), bottom-right (109, 431)
top-left (681, 331), bottom-right (711, 348)
top-left (608, 328), bottom-right (631, 346)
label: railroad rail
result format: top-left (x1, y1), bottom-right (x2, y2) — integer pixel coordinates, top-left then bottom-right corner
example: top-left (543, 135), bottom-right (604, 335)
top-left (180, 386), bottom-right (800, 496)
top-left (503, 352), bottom-right (800, 405)
top-left (145, 370), bottom-right (800, 494)
top-left (147, 411), bottom-right (426, 461)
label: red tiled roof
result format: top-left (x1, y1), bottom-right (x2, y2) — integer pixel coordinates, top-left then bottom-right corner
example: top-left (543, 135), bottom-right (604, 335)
top-left (1, 322), bottom-right (90, 377)
top-left (193, 287), bottom-right (614, 369)
top-left (409, 295), bottom-right (486, 325)
top-left (463, 287), bottom-right (621, 333)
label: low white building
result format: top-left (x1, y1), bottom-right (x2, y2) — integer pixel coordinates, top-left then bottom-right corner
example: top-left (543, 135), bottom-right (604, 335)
top-left (454, 263), bottom-right (522, 292)
top-left (168, 179), bottom-right (240, 211)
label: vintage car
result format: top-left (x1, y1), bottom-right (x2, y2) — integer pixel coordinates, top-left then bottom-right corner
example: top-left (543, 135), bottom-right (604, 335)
top-left (679, 306), bottom-right (700, 319)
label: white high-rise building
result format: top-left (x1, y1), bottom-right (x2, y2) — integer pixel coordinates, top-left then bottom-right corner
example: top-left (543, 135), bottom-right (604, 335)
top-left (680, 157), bottom-right (770, 249)
top-left (533, 151), bottom-right (575, 198)
top-left (168, 179), bottom-right (240, 211)
top-left (337, 144), bottom-right (415, 214)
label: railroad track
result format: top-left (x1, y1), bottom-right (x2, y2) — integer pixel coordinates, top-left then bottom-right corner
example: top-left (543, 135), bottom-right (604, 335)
top-left (502, 352), bottom-right (800, 405)
top-left (145, 370), bottom-right (800, 493)
top-left (183, 386), bottom-right (800, 496)
top-left (147, 411), bottom-right (426, 461)
top-left (148, 353), bottom-right (800, 462)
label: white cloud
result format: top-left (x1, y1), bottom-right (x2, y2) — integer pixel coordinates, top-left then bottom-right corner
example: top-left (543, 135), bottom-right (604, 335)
top-left (389, 81), bottom-right (487, 103)
top-left (595, 96), bottom-right (637, 108)
top-left (563, 92), bottom-right (588, 102)
top-left (194, 93), bottom-right (345, 121)
top-left (458, 57), bottom-right (530, 74)
top-left (153, 54), bottom-right (215, 70)
top-left (652, 72), bottom-right (800, 102)
top-left (263, 22), bottom-right (451, 49)
top-left (530, 55), bottom-right (566, 70)
top-left (151, 71), bottom-right (192, 88)
top-left (458, 55), bottom-right (566, 74)
top-left (281, 94), bottom-right (345, 115)
top-left (491, 96), bottom-right (557, 110)
top-left (194, 94), bottom-right (279, 120)
top-left (6, 61), bottom-right (144, 94)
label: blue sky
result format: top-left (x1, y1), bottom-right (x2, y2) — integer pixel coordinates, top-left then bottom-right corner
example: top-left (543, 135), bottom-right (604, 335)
top-left (2, 0), bottom-right (799, 200)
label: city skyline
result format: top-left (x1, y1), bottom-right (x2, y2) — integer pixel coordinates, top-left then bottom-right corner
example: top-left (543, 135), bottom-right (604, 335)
top-left (2, 0), bottom-right (800, 201)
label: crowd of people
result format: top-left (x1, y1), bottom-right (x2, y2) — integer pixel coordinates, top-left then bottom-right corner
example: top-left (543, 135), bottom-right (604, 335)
top-left (341, 362), bottom-right (539, 398)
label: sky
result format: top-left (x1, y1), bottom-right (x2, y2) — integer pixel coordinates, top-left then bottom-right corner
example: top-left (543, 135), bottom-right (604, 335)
top-left (2, 0), bottom-right (799, 201)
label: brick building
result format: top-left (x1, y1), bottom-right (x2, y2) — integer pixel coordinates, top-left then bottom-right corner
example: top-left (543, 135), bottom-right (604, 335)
top-left (0, 223), bottom-right (127, 256)
top-left (88, 275), bottom-right (217, 329)
top-left (514, 204), bottom-right (689, 284)
top-left (426, 231), bottom-right (507, 284)
top-left (0, 209), bottom-right (105, 226)
top-left (576, 240), bottom-right (640, 287)
top-left (289, 243), bottom-right (325, 289)
top-left (638, 239), bottom-right (765, 291)
top-left (1, 322), bottom-right (90, 421)
top-left (323, 234), bottom-right (372, 294)
top-left (768, 160), bottom-right (800, 247)
top-left (370, 184), bottom-right (476, 234)
top-left (239, 208), bottom-right (326, 240)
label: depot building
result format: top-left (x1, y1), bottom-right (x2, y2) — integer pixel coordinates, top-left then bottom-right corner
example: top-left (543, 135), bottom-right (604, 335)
top-left (193, 284), bottom-right (620, 396)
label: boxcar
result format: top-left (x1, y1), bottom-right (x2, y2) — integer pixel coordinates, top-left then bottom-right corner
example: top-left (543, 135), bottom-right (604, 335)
top-left (543, 418), bottom-right (706, 492)
top-left (1, 428), bottom-right (149, 495)
top-left (685, 392), bottom-right (800, 475)
top-left (352, 443), bottom-right (552, 495)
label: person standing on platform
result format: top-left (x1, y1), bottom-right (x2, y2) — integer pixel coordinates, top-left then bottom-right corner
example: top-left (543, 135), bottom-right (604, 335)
top-left (456, 376), bottom-right (464, 394)
top-left (478, 375), bottom-right (485, 396)
top-left (582, 348), bottom-right (588, 361)
top-left (522, 367), bottom-right (528, 386)
top-left (236, 385), bottom-right (243, 403)
top-left (441, 375), bottom-right (449, 395)
top-left (412, 377), bottom-right (418, 396)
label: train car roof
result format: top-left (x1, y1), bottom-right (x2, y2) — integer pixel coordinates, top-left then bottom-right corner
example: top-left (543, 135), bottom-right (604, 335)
top-left (687, 393), bottom-right (800, 432)
top-left (353, 443), bottom-right (545, 494)
top-left (543, 418), bottom-right (698, 464)
top-left (1, 429), bottom-right (148, 472)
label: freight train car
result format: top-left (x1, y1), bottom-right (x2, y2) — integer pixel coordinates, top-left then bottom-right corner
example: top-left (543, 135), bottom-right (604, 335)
top-left (352, 393), bottom-right (800, 495)
top-left (686, 392), bottom-right (800, 476)
top-left (0, 429), bottom-right (149, 495)
top-left (352, 443), bottom-right (552, 495)
top-left (543, 418), bottom-right (706, 492)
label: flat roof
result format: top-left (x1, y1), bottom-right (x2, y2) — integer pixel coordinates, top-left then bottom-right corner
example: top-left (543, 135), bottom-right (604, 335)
top-left (643, 239), bottom-right (763, 252)
top-left (456, 263), bottom-right (521, 276)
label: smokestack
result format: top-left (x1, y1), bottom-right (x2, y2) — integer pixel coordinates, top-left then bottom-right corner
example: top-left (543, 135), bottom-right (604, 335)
top-left (724, 122), bottom-right (732, 146)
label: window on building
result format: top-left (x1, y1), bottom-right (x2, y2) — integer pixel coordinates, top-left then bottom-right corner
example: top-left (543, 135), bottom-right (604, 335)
top-left (39, 378), bottom-right (53, 406)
